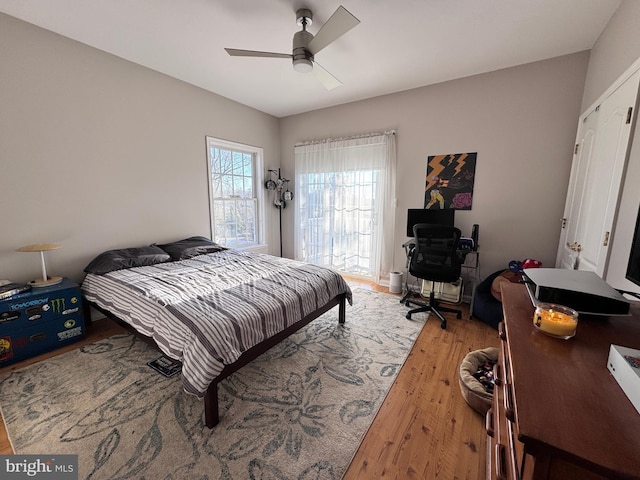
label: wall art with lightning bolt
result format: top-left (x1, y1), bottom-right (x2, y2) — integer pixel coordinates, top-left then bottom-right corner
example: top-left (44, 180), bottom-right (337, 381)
top-left (424, 152), bottom-right (477, 210)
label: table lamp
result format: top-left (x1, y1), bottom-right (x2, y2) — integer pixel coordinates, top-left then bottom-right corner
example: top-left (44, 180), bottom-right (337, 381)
top-left (17, 243), bottom-right (63, 287)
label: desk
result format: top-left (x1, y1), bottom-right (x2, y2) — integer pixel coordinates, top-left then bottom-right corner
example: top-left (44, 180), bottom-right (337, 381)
top-left (401, 240), bottom-right (480, 317)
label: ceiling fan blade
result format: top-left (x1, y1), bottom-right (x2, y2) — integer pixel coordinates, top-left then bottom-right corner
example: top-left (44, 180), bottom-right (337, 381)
top-left (225, 48), bottom-right (291, 59)
top-left (313, 61), bottom-right (342, 91)
top-left (307, 6), bottom-right (360, 55)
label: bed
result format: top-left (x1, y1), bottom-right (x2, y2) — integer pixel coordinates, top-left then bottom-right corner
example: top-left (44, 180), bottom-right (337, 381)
top-left (80, 236), bottom-right (353, 428)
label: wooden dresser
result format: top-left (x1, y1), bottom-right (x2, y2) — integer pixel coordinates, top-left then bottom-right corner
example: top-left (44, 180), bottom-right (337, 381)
top-left (487, 283), bottom-right (640, 480)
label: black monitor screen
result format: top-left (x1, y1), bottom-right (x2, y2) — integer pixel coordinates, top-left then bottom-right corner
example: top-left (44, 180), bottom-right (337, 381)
top-left (626, 205), bottom-right (640, 287)
top-left (406, 208), bottom-right (455, 237)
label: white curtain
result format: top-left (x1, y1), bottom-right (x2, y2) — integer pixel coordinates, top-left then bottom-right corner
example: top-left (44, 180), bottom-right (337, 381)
top-left (294, 131), bottom-right (397, 283)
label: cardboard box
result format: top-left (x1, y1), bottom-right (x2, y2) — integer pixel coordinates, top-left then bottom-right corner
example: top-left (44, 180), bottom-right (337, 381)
top-left (607, 344), bottom-right (640, 415)
top-left (421, 278), bottom-right (463, 304)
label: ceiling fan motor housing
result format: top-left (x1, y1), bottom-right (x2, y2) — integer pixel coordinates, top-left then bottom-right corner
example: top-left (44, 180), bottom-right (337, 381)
top-left (292, 29), bottom-right (313, 72)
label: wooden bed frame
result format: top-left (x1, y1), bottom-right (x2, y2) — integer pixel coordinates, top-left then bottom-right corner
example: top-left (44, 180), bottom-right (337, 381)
top-left (86, 293), bottom-right (347, 428)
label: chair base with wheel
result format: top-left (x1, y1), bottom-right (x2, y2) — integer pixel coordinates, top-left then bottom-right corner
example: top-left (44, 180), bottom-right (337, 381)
top-left (405, 281), bottom-right (462, 328)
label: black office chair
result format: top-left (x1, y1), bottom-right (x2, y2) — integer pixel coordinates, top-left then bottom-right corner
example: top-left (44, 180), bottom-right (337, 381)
top-left (404, 223), bottom-right (463, 329)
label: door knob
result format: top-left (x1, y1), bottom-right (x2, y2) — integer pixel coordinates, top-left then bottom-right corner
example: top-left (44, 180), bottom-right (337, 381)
top-left (566, 242), bottom-right (582, 252)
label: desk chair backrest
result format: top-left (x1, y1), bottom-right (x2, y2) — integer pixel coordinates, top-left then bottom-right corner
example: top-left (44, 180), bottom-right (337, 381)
top-left (409, 223), bottom-right (463, 284)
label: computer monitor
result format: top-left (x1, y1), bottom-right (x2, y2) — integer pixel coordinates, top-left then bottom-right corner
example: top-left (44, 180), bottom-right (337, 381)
top-left (406, 208), bottom-right (455, 237)
top-left (626, 204), bottom-right (640, 288)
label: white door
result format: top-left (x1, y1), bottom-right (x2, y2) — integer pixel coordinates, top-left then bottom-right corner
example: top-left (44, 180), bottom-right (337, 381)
top-left (556, 69), bottom-right (640, 275)
top-left (556, 108), bottom-right (599, 270)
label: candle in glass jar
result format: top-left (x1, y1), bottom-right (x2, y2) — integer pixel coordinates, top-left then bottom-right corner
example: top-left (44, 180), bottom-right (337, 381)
top-left (533, 303), bottom-right (578, 339)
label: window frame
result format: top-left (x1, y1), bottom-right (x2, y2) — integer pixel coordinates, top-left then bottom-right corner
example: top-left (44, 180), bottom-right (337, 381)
top-left (205, 136), bottom-right (266, 249)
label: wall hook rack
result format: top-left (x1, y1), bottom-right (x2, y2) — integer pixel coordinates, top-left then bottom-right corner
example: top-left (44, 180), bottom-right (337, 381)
top-left (265, 168), bottom-right (293, 256)
top-left (265, 168), bottom-right (293, 209)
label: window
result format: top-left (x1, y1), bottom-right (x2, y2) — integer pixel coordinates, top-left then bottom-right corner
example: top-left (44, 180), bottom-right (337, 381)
top-left (206, 137), bottom-right (264, 248)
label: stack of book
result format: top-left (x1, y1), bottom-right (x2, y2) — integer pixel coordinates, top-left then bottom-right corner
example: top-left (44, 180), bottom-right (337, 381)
top-left (0, 283), bottom-right (32, 301)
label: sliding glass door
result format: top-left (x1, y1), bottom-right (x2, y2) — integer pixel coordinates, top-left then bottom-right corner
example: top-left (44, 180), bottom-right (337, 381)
top-left (294, 132), bottom-right (396, 281)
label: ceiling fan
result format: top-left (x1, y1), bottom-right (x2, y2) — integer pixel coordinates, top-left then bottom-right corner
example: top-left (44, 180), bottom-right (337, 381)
top-left (225, 5), bottom-right (360, 90)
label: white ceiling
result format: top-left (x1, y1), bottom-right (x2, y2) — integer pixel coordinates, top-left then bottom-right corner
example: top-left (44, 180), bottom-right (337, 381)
top-left (0, 0), bottom-right (621, 118)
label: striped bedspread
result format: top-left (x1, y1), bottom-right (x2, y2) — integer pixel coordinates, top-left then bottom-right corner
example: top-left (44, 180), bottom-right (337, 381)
top-left (81, 249), bottom-right (352, 397)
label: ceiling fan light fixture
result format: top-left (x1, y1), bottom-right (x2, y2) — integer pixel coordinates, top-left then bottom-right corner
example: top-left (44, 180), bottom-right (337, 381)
top-left (293, 57), bottom-right (313, 73)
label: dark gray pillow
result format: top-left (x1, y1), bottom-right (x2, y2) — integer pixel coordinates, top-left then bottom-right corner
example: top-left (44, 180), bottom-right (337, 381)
top-left (84, 246), bottom-right (171, 275)
top-left (156, 236), bottom-right (226, 261)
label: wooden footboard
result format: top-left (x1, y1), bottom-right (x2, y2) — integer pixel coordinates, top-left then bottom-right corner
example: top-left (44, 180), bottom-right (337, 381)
top-left (86, 293), bottom-right (347, 428)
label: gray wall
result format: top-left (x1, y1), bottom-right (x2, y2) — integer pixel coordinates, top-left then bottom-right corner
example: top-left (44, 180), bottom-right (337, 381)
top-left (279, 53), bottom-right (590, 280)
top-left (0, 13), bottom-right (281, 284)
top-left (581, 0), bottom-right (640, 111)
top-left (4, 0), bottom-right (640, 287)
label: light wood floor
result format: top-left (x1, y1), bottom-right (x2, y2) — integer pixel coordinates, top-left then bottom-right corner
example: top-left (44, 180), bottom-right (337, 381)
top-left (0, 280), bottom-right (500, 479)
top-left (343, 283), bottom-right (499, 479)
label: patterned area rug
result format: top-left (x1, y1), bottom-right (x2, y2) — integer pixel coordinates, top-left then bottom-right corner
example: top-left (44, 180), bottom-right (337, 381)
top-left (0, 287), bottom-right (424, 480)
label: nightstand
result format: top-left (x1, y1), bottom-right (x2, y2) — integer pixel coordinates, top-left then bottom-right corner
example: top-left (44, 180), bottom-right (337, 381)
top-left (0, 278), bottom-right (86, 366)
